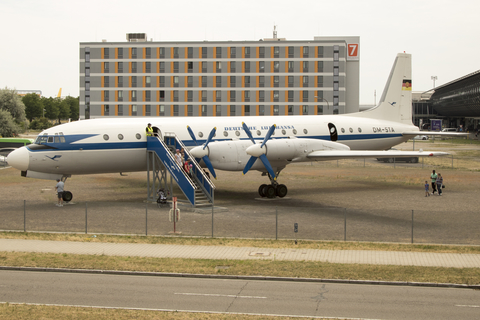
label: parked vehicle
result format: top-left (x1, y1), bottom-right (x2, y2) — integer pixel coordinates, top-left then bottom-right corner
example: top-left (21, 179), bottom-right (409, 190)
top-left (413, 135), bottom-right (429, 140)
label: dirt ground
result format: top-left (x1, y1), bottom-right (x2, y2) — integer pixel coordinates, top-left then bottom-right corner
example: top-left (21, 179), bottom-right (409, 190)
top-left (1, 140), bottom-right (480, 244)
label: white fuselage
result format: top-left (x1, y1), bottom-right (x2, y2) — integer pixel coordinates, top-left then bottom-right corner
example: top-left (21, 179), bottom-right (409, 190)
top-left (8, 114), bottom-right (418, 176)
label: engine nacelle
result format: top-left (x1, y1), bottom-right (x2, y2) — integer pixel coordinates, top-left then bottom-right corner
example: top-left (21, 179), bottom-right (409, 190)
top-left (246, 138), bottom-right (350, 161)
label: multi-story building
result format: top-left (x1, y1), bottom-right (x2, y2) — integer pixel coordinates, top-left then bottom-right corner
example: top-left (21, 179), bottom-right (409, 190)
top-left (79, 34), bottom-right (360, 119)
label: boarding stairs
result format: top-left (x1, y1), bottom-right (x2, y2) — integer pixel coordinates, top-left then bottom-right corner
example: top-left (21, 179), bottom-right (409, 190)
top-left (146, 133), bottom-right (214, 208)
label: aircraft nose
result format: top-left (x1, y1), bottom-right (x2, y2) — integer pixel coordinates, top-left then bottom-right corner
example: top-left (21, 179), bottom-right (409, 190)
top-left (7, 147), bottom-right (30, 171)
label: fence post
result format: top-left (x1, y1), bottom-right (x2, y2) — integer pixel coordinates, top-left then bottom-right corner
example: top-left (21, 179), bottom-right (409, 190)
top-left (23, 200), bottom-right (26, 233)
top-left (146, 202), bottom-right (148, 236)
top-left (85, 202), bottom-right (88, 234)
top-left (211, 203), bottom-right (214, 238)
top-left (411, 209), bottom-right (414, 244)
top-left (275, 207), bottom-right (278, 240)
top-left (344, 208), bottom-right (347, 241)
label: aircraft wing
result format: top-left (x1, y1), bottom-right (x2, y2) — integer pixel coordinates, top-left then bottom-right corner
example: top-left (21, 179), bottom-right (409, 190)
top-left (307, 150), bottom-right (448, 161)
top-left (402, 131), bottom-right (470, 138)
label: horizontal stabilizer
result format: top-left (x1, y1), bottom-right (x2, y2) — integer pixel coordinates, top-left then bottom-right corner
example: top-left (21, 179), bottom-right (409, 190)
top-left (402, 131), bottom-right (470, 138)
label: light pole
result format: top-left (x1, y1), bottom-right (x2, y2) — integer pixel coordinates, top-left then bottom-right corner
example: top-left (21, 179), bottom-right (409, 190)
top-left (314, 96), bottom-right (329, 112)
top-left (431, 76), bottom-right (437, 88)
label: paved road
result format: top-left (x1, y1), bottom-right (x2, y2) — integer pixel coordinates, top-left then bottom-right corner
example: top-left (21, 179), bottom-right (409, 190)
top-left (1, 270), bottom-right (479, 319)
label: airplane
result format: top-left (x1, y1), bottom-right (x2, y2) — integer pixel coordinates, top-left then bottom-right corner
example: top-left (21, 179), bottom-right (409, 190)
top-left (7, 53), bottom-right (461, 200)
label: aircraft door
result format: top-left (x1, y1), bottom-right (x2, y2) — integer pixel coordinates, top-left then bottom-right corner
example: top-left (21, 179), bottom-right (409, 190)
top-left (152, 126), bottom-right (162, 139)
top-left (328, 123), bottom-right (338, 141)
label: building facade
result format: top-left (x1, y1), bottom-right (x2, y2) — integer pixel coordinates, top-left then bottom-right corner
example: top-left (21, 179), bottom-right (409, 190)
top-left (79, 35), bottom-right (360, 119)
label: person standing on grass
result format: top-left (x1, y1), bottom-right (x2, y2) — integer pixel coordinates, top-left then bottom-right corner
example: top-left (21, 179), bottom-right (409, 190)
top-left (55, 179), bottom-right (64, 207)
top-left (436, 173), bottom-right (443, 196)
top-left (424, 181), bottom-right (430, 197)
top-left (430, 170), bottom-right (438, 194)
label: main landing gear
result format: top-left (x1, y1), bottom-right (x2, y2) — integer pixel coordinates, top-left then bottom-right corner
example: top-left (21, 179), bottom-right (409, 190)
top-left (257, 173), bottom-right (288, 198)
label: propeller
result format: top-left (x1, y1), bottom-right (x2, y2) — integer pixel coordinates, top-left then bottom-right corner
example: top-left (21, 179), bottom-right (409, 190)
top-left (187, 126), bottom-right (217, 179)
top-left (242, 122), bottom-right (277, 180)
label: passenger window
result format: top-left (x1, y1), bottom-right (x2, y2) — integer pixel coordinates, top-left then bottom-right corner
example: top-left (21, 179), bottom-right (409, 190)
top-left (341, 128), bottom-right (345, 133)
top-left (293, 129), bottom-right (297, 135)
top-left (118, 134), bottom-right (124, 140)
top-left (198, 132), bottom-right (204, 138)
top-left (136, 133), bottom-right (141, 140)
top-left (47, 137), bottom-right (54, 143)
top-left (103, 134), bottom-right (109, 141)
top-left (282, 129), bottom-right (286, 135)
top-left (223, 131), bottom-right (228, 137)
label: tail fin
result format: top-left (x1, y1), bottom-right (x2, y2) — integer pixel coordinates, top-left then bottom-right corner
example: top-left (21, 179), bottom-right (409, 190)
top-left (57, 88), bottom-right (62, 98)
top-left (357, 53), bottom-right (412, 124)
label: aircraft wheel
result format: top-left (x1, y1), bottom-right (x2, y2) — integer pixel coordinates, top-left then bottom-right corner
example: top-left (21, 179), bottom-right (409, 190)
top-left (258, 184), bottom-right (267, 197)
top-left (387, 158), bottom-right (394, 163)
top-left (63, 191), bottom-right (73, 202)
top-left (276, 184), bottom-right (288, 198)
top-left (412, 158), bottom-right (419, 163)
top-left (264, 185), bottom-right (276, 198)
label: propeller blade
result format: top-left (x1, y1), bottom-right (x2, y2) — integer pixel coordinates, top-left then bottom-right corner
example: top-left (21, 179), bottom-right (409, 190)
top-left (202, 155), bottom-right (217, 179)
top-left (259, 154), bottom-right (276, 180)
top-left (203, 127), bottom-right (217, 150)
top-left (242, 122), bottom-right (256, 145)
top-left (242, 156), bottom-right (258, 175)
top-left (186, 126), bottom-right (198, 145)
top-left (260, 124), bottom-right (276, 148)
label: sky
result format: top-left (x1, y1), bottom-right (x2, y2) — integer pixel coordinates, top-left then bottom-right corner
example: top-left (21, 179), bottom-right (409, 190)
top-left (1, 0), bottom-right (479, 104)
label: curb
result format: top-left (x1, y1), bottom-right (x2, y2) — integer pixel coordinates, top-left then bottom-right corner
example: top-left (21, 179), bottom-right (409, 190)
top-left (1, 266), bottom-right (479, 290)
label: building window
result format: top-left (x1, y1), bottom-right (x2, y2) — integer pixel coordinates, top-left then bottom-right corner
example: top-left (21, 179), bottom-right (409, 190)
top-left (202, 76), bottom-right (207, 87)
top-left (117, 76), bottom-right (123, 88)
top-left (145, 61), bottom-right (151, 73)
top-left (274, 46), bottom-right (279, 58)
top-left (216, 47), bottom-right (222, 58)
top-left (303, 46), bottom-right (309, 57)
top-left (244, 61), bottom-right (250, 73)
top-left (215, 105), bottom-right (221, 116)
top-left (173, 90), bottom-right (179, 102)
top-left (259, 61), bottom-right (265, 72)
top-left (160, 62), bottom-right (165, 73)
top-left (173, 62), bottom-right (179, 73)
top-left (230, 105), bottom-right (236, 116)
top-left (317, 105), bottom-right (323, 115)
top-left (118, 48), bottom-right (123, 59)
top-left (159, 47), bottom-right (165, 58)
top-left (303, 61), bottom-right (309, 72)
top-left (104, 77), bottom-right (109, 87)
top-left (159, 105), bottom-right (165, 116)
top-left (244, 76), bottom-right (250, 87)
top-left (187, 91), bottom-right (193, 102)
top-left (244, 91), bottom-right (250, 101)
top-left (173, 47), bottom-right (179, 58)
top-left (202, 90), bottom-right (207, 102)
top-left (259, 91), bottom-right (265, 102)
top-left (187, 105), bottom-right (193, 116)
top-left (132, 76), bottom-right (137, 88)
top-left (173, 105), bottom-right (179, 116)
top-left (216, 90), bottom-right (221, 101)
top-left (288, 105), bottom-right (293, 115)
top-left (288, 46), bottom-right (294, 58)
top-left (159, 76), bottom-right (165, 87)
top-left (188, 47), bottom-right (193, 58)
top-left (259, 105), bottom-right (264, 116)
top-left (317, 76), bottom-right (323, 87)
top-left (230, 61), bottom-right (236, 73)
top-left (145, 76), bottom-right (151, 87)
top-left (274, 61), bottom-right (279, 72)
top-left (216, 61), bottom-right (222, 72)
top-left (202, 47), bottom-right (207, 58)
top-left (202, 105), bottom-right (207, 116)
top-left (104, 62), bottom-right (109, 73)
top-left (117, 91), bottom-right (123, 101)
top-left (259, 76), bottom-right (265, 87)
top-left (131, 91), bottom-right (136, 101)
top-left (173, 76), bottom-right (179, 87)
top-left (132, 48), bottom-right (137, 59)
top-left (118, 62), bottom-right (123, 73)
top-left (274, 76), bottom-right (279, 87)
top-left (303, 76), bottom-right (309, 87)
top-left (244, 47), bottom-right (250, 58)
top-left (302, 105), bottom-right (308, 115)
top-left (145, 105), bottom-right (151, 116)
top-left (132, 105), bottom-right (137, 116)
top-left (145, 47), bottom-right (151, 59)
top-left (317, 46), bottom-right (324, 58)
top-left (131, 62), bottom-right (137, 73)
top-left (259, 46), bottom-right (265, 58)
top-left (187, 76), bottom-right (193, 87)
top-left (103, 91), bottom-right (109, 102)
top-left (230, 76), bottom-right (236, 87)
top-left (117, 105), bottom-right (123, 116)
top-left (274, 105), bottom-right (279, 115)
top-left (145, 91), bottom-right (151, 102)
top-left (188, 61), bottom-right (193, 72)
top-left (230, 47), bottom-right (236, 58)
top-left (202, 61), bottom-right (207, 73)
top-left (288, 76), bottom-right (294, 87)
top-left (273, 90), bottom-right (279, 102)
top-left (288, 91), bottom-right (294, 102)
top-left (104, 105), bottom-right (109, 115)
top-left (230, 91), bottom-right (236, 102)
top-left (288, 61), bottom-right (294, 72)
top-left (317, 61), bottom-right (324, 73)
top-left (244, 105), bottom-right (250, 116)
top-left (303, 91), bottom-right (308, 101)
top-left (216, 76), bottom-right (222, 87)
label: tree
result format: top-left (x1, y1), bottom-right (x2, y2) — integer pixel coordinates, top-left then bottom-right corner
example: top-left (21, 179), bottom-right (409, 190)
top-left (64, 96), bottom-right (79, 120)
top-left (41, 96), bottom-right (59, 120)
top-left (57, 98), bottom-right (70, 123)
top-left (22, 93), bottom-right (44, 121)
top-left (0, 87), bottom-right (26, 123)
top-left (0, 109), bottom-right (20, 137)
